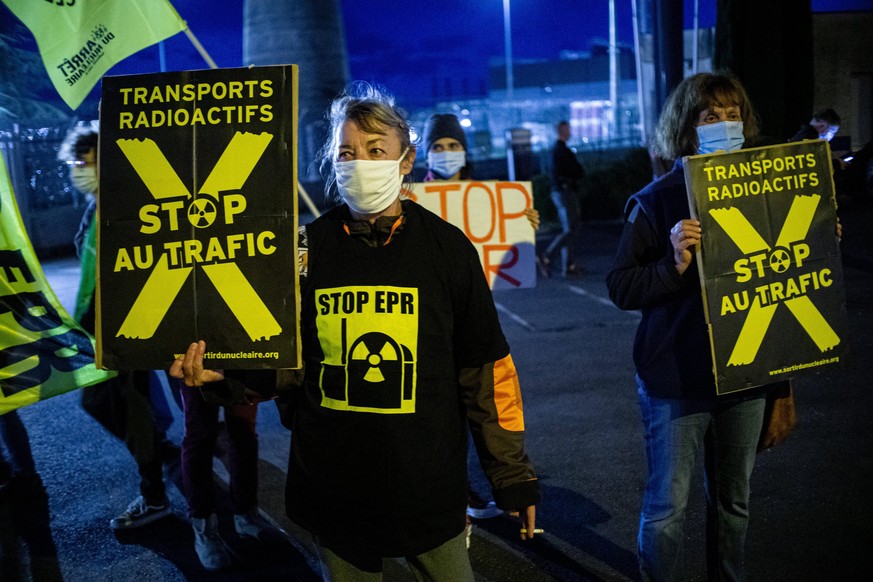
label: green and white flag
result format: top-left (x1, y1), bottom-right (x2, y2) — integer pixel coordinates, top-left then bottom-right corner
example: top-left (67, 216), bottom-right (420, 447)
top-left (0, 155), bottom-right (114, 415)
top-left (1, 0), bottom-right (187, 110)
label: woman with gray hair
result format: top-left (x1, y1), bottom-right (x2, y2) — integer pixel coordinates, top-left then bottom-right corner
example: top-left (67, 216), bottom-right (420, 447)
top-left (172, 82), bottom-right (540, 580)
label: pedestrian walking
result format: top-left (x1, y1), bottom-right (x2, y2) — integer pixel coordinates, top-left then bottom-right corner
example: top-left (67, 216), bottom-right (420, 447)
top-left (540, 120), bottom-right (584, 277)
top-left (59, 124), bottom-right (177, 532)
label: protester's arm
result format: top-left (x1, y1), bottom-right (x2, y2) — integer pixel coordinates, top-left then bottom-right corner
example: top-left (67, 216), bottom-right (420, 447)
top-left (449, 234), bottom-right (539, 538)
top-left (459, 354), bottom-right (540, 538)
top-left (606, 203), bottom-right (688, 310)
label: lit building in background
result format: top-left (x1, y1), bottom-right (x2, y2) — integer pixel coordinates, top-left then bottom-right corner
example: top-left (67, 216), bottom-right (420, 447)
top-left (409, 30), bottom-right (715, 167)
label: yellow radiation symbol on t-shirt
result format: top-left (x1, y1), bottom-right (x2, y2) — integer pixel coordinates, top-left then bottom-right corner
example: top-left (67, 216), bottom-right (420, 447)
top-left (345, 332), bottom-right (413, 407)
top-left (316, 286), bottom-right (418, 414)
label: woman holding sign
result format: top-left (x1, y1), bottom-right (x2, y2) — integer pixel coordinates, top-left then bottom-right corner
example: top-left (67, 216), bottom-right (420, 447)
top-left (606, 72), bottom-right (784, 581)
top-left (422, 112), bottom-right (540, 230)
top-left (172, 82), bottom-right (540, 580)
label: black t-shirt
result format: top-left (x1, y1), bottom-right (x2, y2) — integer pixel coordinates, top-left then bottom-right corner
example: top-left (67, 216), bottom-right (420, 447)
top-left (286, 200), bottom-right (509, 556)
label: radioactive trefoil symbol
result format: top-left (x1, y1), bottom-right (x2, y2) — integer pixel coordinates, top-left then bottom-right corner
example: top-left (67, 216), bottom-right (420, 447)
top-left (114, 132), bottom-right (282, 341)
top-left (708, 194), bottom-right (839, 366)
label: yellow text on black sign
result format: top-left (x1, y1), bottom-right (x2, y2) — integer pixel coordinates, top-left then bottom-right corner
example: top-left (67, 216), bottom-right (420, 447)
top-left (701, 151), bottom-right (839, 366)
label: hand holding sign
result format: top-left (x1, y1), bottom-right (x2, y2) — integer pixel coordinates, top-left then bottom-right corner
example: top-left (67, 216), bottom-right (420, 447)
top-left (670, 219), bottom-right (701, 275)
top-left (169, 341), bottom-right (224, 387)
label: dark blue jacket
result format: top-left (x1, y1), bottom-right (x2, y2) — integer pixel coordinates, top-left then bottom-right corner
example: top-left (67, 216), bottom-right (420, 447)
top-left (606, 160), bottom-right (719, 399)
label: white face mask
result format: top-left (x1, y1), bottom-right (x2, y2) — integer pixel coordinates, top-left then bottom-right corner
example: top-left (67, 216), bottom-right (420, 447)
top-left (335, 149), bottom-right (408, 215)
top-left (427, 150), bottom-right (466, 179)
top-left (70, 166), bottom-right (98, 194)
top-left (696, 121), bottom-right (745, 155)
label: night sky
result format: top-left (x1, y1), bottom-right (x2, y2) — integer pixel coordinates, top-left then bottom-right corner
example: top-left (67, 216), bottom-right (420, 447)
top-left (128, 0), bottom-right (703, 107)
top-left (1, 0), bottom-right (870, 114)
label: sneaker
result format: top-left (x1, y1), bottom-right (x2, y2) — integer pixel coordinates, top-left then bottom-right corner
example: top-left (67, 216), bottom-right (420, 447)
top-left (109, 495), bottom-right (171, 530)
top-left (234, 510), bottom-right (288, 543)
top-left (192, 514), bottom-right (235, 571)
top-left (466, 491), bottom-right (503, 520)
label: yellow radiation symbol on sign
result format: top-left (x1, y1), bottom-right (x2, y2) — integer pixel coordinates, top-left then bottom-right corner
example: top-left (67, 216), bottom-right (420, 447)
top-left (187, 198), bottom-right (217, 228)
top-left (768, 248), bottom-right (791, 273)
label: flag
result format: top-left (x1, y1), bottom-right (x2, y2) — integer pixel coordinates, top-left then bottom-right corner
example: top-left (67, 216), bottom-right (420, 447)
top-left (1, 0), bottom-right (187, 110)
top-left (0, 154), bottom-right (115, 415)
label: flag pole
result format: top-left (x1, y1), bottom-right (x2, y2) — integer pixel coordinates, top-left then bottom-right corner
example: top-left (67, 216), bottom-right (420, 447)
top-left (183, 25), bottom-right (321, 218)
top-left (183, 27), bottom-right (218, 69)
top-left (297, 182), bottom-right (322, 218)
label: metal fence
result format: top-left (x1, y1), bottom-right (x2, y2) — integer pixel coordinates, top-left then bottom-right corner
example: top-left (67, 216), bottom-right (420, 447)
top-left (0, 124), bottom-right (86, 257)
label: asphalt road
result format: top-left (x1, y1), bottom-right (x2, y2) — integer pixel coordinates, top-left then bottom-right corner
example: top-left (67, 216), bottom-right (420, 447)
top-left (3, 199), bottom-right (872, 581)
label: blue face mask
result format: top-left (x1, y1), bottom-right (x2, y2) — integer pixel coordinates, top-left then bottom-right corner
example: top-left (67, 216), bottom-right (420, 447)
top-left (821, 125), bottom-right (839, 142)
top-left (696, 121), bottom-right (745, 154)
top-left (427, 150), bottom-right (466, 179)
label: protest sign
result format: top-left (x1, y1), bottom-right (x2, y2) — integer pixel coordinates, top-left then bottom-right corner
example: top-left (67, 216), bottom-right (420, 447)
top-left (684, 140), bottom-right (848, 394)
top-left (98, 65), bottom-right (300, 370)
top-left (0, 156), bottom-right (114, 415)
top-left (407, 181), bottom-right (536, 290)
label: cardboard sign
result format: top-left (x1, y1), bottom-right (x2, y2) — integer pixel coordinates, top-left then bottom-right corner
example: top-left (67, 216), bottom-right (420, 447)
top-left (97, 65), bottom-right (301, 370)
top-left (684, 140), bottom-right (848, 394)
top-left (407, 181), bottom-right (536, 290)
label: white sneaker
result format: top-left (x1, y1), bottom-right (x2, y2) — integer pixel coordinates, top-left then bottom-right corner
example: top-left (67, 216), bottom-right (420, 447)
top-left (192, 514), bottom-right (235, 571)
top-left (234, 510), bottom-right (288, 543)
top-left (467, 491), bottom-right (503, 520)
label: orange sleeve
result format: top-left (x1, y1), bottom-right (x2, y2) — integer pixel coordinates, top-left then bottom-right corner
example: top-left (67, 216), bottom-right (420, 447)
top-left (492, 354), bottom-right (525, 431)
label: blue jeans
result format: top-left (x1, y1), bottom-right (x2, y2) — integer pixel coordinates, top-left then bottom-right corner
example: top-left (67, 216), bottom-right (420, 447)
top-left (544, 189), bottom-right (581, 273)
top-left (637, 380), bottom-right (765, 582)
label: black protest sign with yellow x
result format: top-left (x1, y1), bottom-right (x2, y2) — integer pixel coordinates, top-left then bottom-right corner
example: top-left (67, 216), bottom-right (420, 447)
top-left (97, 65), bottom-right (300, 371)
top-left (685, 140), bottom-right (848, 395)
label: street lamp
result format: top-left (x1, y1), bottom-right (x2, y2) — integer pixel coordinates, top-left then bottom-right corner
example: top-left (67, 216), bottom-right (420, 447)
top-left (503, 0), bottom-right (514, 102)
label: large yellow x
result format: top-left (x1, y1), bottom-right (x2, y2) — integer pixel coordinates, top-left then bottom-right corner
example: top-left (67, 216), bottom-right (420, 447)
top-left (112, 132), bottom-right (282, 342)
top-left (708, 194), bottom-right (839, 365)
